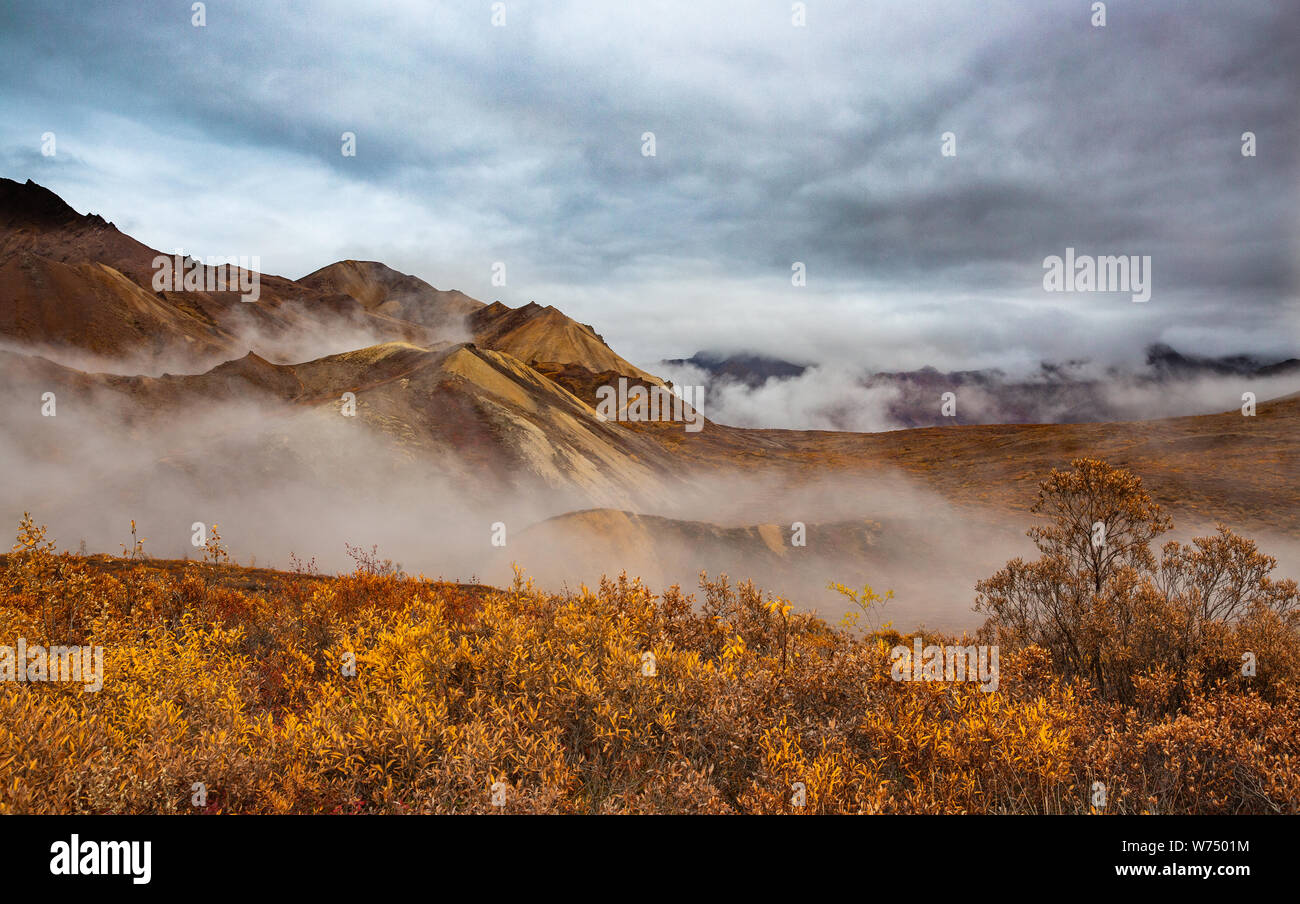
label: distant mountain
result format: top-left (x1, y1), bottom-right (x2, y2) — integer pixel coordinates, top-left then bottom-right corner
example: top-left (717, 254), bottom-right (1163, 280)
top-left (1144, 342), bottom-right (1300, 379)
top-left (661, 350), bottom-right (808, 387)
top-left (859, 349), bottom-right (1300, 427)
top-left (664, 342), bottom-right (1300, 429)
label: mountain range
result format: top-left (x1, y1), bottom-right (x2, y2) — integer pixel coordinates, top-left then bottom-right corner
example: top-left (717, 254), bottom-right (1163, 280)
top-left (3, 177), bottom-right (1297, 629)
top-left (661, 346), bottom-right (1300, 429)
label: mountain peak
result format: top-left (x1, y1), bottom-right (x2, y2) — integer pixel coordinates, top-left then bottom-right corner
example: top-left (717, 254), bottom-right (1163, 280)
top-left (0, 178), bottom-right (109, 230)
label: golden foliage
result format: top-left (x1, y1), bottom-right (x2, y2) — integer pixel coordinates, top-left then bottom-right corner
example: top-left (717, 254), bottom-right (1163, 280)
top-left (1, 512), bottom-right (1297, 814)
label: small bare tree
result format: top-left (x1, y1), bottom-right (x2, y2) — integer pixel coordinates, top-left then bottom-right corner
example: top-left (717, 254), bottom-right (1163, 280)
top-left (977, 458), bottom-right (1298, 703)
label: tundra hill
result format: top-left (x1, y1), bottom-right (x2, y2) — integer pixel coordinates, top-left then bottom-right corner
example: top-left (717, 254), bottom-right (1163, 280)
top-left (498, 395), bottom-right (1300, 627)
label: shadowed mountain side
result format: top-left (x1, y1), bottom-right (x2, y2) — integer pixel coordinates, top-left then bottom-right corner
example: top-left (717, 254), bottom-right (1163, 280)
top-left (857, 360), bottom-right (1300, 428)
top-left (0, 178), bottom-right (165, 289)
top-left (661, 348), bottom-right (1300, 429)
top-left (662, 350), bottom-right (809, 387)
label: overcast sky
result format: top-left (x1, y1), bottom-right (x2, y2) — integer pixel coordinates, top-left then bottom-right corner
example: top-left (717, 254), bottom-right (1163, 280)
top-left (2, 0), bottom-right (1297, 374)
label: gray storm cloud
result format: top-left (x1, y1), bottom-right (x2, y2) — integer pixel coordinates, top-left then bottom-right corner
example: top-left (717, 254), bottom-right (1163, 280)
top-left (1, 0), bottom-right (1295, 374)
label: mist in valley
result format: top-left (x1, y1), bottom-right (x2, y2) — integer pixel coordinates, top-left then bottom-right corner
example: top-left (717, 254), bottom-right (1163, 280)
top-left (3, 326), bottom-right (1298, 635)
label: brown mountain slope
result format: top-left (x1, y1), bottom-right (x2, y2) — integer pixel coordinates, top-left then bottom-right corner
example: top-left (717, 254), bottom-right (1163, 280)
top-left (299, 260), bottom-right (484, 335)
top-left (0, 253), bottom-right (237, 360)
top-left (1, 180), bottom-right (658, 387)
top-left (699, 391), bottom-right (1300, 537)
top-left (0, 180), bottom-right (428, 367)
top-left (469, 300), bottom-right (658, 382)
top-left (304, 260), bottom-right (658, 382)
top-left (13, 327), bottom-right (1289, 534)
top-left (0, 178), bottom-right (163, 288)
top-left (0, 337), bottom-right (679, 508)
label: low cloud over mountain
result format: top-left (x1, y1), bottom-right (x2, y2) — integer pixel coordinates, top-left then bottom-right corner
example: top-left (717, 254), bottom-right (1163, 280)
top-left (659, 346), bottom-right (1300, 431)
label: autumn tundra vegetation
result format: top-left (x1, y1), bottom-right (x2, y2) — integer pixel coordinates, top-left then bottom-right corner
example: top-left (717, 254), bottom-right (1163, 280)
top-left (1, 459), bottom-right (1297, 814)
